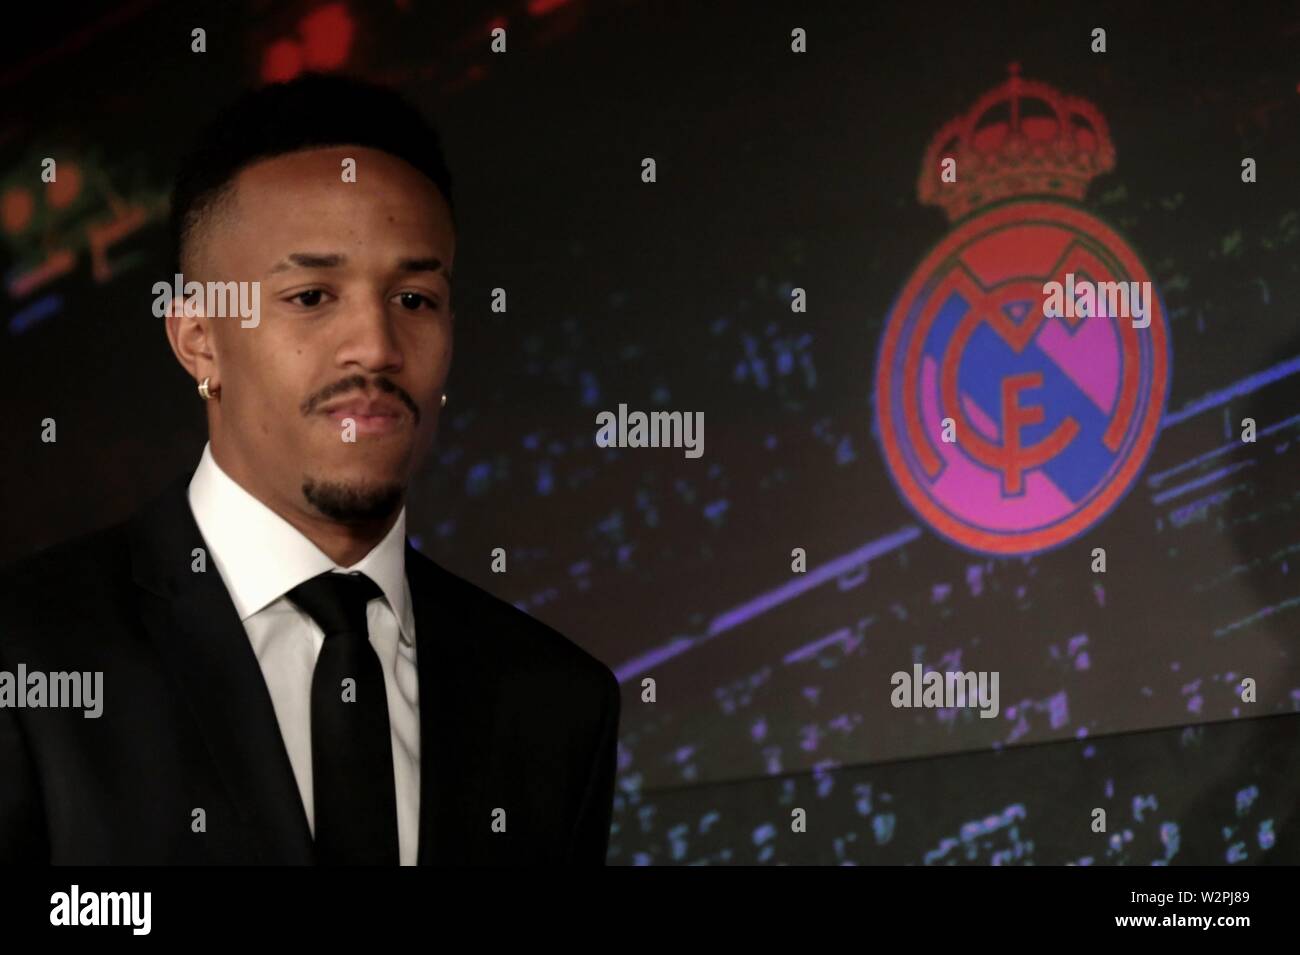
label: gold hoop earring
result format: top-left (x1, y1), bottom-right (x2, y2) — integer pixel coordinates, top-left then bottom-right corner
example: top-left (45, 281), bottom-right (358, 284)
top-left (198, 377), bottom-right (218, 400)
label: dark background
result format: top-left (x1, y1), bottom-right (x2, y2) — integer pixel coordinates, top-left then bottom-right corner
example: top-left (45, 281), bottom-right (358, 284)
top-left (2, 0), bottom-right (1298, 863)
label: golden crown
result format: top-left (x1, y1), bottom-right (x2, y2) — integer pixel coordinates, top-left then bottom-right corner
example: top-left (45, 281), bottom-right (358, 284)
top-left (919, 63), bottom-right (1117, 222)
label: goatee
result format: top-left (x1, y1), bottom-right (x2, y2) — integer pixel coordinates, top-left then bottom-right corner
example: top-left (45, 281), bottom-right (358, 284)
top-left (302, 478), bottom-right (404, 523)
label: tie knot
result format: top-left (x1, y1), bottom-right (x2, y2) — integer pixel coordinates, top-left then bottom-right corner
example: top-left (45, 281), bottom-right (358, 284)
top-left (285, 571), bottom-right (384, 638)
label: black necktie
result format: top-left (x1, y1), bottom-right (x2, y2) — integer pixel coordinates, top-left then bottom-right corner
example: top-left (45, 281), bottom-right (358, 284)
top-left (285, 571), bottom-right (399, 865)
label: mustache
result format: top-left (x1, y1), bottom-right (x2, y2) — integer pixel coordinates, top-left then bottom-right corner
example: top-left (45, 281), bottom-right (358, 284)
top-left (301, 374), bottom-right (422, 424)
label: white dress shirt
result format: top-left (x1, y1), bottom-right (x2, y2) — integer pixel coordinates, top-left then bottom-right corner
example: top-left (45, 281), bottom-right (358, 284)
top-left (187, 442), bottom-right (420, 865)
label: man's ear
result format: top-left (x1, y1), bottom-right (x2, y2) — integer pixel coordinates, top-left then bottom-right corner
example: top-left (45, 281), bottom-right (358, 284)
top-left (164, 292), bottom-right (217, 386)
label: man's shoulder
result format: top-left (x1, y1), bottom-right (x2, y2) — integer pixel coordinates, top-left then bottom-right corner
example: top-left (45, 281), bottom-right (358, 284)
top-left (0, 516), bottom-right (138, 655)
top-left (0, 518), bottom-right (132, 601)
top-left (405, 546), bottom-right (619, 702)
top-left (0, 474), bottom-right (189, 600)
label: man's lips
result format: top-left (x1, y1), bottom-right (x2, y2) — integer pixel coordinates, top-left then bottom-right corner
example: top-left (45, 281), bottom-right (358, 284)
top-left (317, 397), bottom-right (409, 435)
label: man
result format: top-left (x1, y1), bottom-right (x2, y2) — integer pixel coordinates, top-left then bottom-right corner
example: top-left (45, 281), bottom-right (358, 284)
top-left (0, 73), bottom-right (621, 865)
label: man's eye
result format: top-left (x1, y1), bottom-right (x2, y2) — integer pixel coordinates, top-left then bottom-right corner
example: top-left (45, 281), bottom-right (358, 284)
top-left (289, 289), bottom-right (327, 307)
top-left (396, 291), bottom-right (439, 311)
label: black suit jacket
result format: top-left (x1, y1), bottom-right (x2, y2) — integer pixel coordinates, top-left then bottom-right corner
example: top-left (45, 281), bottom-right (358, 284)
top-left (0, 475), bottom-right (621, 864)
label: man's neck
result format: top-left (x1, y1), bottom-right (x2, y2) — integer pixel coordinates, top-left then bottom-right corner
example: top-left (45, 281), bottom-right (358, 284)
top-left (271, 500), bottom-right (400, 568)
top-left (209, 444), bottom-right (402, 567)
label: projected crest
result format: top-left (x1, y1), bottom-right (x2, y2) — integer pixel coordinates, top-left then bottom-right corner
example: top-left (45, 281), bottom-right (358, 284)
top-left (874, 64), bottom-right (1170, 556)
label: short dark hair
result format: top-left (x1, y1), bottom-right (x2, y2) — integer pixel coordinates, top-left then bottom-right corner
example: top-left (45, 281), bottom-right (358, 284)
top-left (169, 72), bottom-right (456, 276)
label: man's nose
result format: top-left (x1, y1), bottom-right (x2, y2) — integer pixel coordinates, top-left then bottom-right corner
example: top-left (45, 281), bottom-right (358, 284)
top-left (336, 296), bottom-right (404, 372)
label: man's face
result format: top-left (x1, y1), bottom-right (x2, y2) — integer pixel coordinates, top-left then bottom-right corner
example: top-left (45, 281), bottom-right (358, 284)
top-left (188, 145), bottom-right (454, 524)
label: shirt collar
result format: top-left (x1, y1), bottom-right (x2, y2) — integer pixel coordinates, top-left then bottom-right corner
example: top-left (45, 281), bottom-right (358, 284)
top-left (187, 442), bottom-right (415, 646)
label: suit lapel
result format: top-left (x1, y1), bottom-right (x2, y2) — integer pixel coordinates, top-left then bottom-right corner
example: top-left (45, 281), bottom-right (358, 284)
top-left (129, 475), bottom-right (315, 864)
top-left (408, 544), bottom-right (488, 865)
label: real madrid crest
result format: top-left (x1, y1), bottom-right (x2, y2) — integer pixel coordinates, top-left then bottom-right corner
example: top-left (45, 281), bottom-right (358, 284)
top-left (874, 64), bottom-right (1171, 556)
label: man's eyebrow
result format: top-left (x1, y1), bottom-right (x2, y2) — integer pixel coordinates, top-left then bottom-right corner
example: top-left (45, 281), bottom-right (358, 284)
top-left (269, 253), bottom-right (346, 273)
top-left (268, 253), bottom-right (452, 285)
top-left (398, 257), bottom-right (453, 286)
